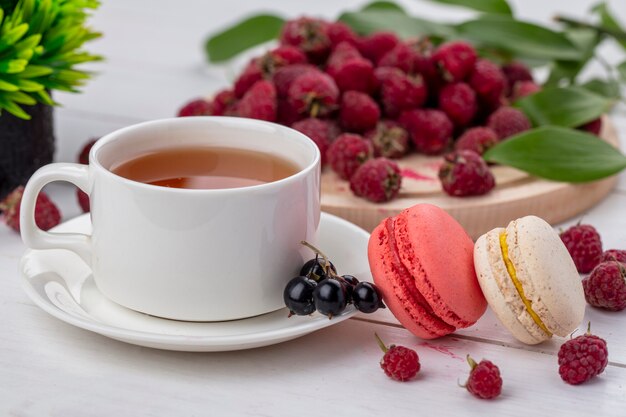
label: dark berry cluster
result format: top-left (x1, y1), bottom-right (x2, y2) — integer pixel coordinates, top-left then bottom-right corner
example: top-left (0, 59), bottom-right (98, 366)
top-left (283, 241), bottom-right (385, 318)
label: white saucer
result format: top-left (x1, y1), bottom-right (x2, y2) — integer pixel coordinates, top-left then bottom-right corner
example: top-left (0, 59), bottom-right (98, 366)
top-left (19, 212), bottom-right (371, 352)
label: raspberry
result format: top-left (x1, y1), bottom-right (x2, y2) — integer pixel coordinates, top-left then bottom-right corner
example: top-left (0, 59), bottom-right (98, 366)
top-left (365, 120), bottom-right (410, 159)
top-left (272, 64), bottom-right (318, 98)
top-left (469, 59), bottom-right (506, 103)
top-left (464, 356), bottom-right (502, 399)
top-left (77, 138), bottom-right (98, 165)
top-left (487, 106), bottom-right (531, 140)
top-left (279, 17), bottom-right (331, 62)
top-left (438, 82), bottom-right (477, 127)
top-left (501, 61), bottom-right (533, 96)
top-left (327, 133), bottom-right (373, 180)
top-left (291, 118), bottom-right (340, 165)
top-left (211, 89), bottom-right (238, 116)
top-left (351, 158), bottom-right (402, 203)
top-left (288, 72), bottom-right (339, 118)
top-left (512, 80), bottom-right (540, 100)
top-left (340, 90), bottom-right (380, 133)
top-left (326, 42), bottom-right (377, 94)
top-left (326, 21), bottom-right (358, 47)
top-left (432, 41), bottom-right (477, 82)
top-left (558, 329), bottom-right (608, 385)
top-left (234, 58), bottom-right (264, 98)
top-left (600, 249), bottom-right (626, 264)
top-left (177, 98), bottom-right (213, 117)
top-left (378, 67), bottom-right (427, 118)
top-left (376, 333), bottom-right (420, 382)
top-left (236, 80), bottom-right (277, 122)
top-left (358, 31), bottom-right (399, 63)
top-left (579, 118), bottom-right (602, 136)
top-left (583, 261), bottom-right (626, 311)
top-left (378, 42), bottom-right (419, 74)
top-left (560, 223), bottom-right (603, 273)
top-left (454, 127), bottom-right (498, 156)
top-left (77, 188), bottom-right (89, 213)
top-left (276, 98), bottom-right (303, 126)
top-left (439, 150), bottom-right (495, 197)
top-left (0, 186), bottom-right (61, 232)
top-left (399, 109), bottom-right (453, 155)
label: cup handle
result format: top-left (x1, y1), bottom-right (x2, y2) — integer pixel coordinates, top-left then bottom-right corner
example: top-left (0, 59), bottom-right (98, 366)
top-left (20, 163), bottom-right (91, 264)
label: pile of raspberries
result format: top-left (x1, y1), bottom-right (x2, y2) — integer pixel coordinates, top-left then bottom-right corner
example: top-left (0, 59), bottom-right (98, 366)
top-left (178, 17), bottom-right (601, 202)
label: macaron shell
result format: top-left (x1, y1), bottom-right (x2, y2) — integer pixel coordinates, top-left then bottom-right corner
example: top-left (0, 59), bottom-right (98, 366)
top-left (394, 204), bottom-right (487, 328)
top-left (368, 218), bottom-right (455, 339)
top-left (474, 230), bottom-right (548, 345)
top-left (506, 216), bottom-right (585, 337)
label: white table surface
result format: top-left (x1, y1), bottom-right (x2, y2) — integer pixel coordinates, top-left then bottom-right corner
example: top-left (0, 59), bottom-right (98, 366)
top-left (2, 1), bottom-right (626, 415)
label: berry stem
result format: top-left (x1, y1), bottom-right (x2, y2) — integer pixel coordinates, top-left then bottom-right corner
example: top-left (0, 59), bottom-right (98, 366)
top-left (466, 354), bottom-right (478, 370)
top-left (300, 240), bottom-right (335, 276)
top-left (374, 333), bottom-right (389, 353)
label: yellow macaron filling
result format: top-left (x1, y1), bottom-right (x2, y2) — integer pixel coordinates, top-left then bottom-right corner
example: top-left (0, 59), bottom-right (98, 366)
top-left (499, 232), bottom-right (552, 337)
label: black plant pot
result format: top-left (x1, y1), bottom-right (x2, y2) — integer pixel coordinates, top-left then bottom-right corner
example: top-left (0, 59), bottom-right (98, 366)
top-left (0, 103), bottom-right (54, 200)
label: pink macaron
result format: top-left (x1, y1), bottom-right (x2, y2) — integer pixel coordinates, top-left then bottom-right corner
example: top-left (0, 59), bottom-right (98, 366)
top-left (368, 204), bottom-right (487, 339)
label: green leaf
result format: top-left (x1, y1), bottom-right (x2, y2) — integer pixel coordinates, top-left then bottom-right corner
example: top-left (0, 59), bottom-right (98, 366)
top-left (545, 28), bottom-right (600, 86)
top-left (591, 2), bottom-right (626, 49)
top-left (204, 14), bottom-right (284, 63)
top-left (0, 95), bottom-right (30, 119)
top-left (361, 1), bottom-right (406, 13)
top-left (0, 78), bottom-right (18, 91)
top-left (618, 61), bottom-right (626, 82)
top-left (0, 22), bottom-right (28, 54)
top-left (339, 10), bottom-right (455, 38)
top-left (32, 88), bottom-right (54, 105)
top-left (19, 64), bottom-right (53, 77)
top-left (5, 90), bottom-right (36, 105)
top-left (514, 86), bottom-right (612, 127)
top-left (0, 58), bottom-right (26, 73)
top-left (581, 78), bottom-right (622, 99)
top-left (456, 15), bottom-right (582, 61)
top-left (427, 0), bottom-right (512, 15)
top-left (484, 126), bottom-right (626, 182)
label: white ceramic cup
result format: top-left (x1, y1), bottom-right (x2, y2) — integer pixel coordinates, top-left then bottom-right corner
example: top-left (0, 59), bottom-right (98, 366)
top-left (20, 117), bottom-right (321, 321)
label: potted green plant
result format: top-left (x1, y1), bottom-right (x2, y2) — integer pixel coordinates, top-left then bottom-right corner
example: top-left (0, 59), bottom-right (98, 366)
top-left (0, 0), bottom-right (101, 199)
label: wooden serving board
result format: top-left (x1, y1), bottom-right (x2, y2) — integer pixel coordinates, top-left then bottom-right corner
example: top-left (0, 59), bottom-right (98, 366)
top-left (321, 115), bottom-right (620, 239)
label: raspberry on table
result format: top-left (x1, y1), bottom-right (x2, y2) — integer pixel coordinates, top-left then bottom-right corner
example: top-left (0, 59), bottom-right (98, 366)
top-left (326, 42), bottom-right (377, 94)
top-left (279, 17), bottom-right (331, 62)
top-left (558, 327), bottom-right (608, 385)
top-left (454, 127), bottom-right (498, 156)
top-left (276, 98), bottom-right (302, 126)
top-left (432, 41), bottom-right (477, 82)
top-left (378, 42), bottom-right (419, 74)
top-left (77, 138), bottom-right (98, 165)
top-left (177, 98), bottom-right (213, 117)
top-left (326, 21), bottom-right (358, 47)
top-left (350, 158), bottom-right (402, 203)
top-left (235, 80), bottom-right (277, 122)
top-left (288, 71), bottom-right (339, 118)
top-left (378, 68), bottom-right (427, 118)
top-left (579, 118), bottom-right (603, 136)
top-left (438, 82), bottom-right (477, 127)
top-left (272, 64), bottom-right (318, 98)
top-left (487, 106), bottom-right (531, 140)
top-left (464, 355), bottom-right (502, 399)
top-left (365, 120), bottom-right (410, 159)
top-left (469, 59), bottom-right (506, 103)
top-left (600, 249), bottom-right (626, 264)
top-left (77, 188), bottom-right (90, 213)
top-left (358, 31), bottom-right (399, 64)
top-left (0, 186), bottom-right (61, 232)
top-left (211, 89), bottom-right (238, 116)
top-left (234, 58), bottom-right (264, 98)
top-left (501, 61), bottom-right (533, 96)
top-left (439, 150), bottom-right (495, 197)
top-left (512, 80), bottom-right (541, 100)
top-left (582, 261), bottom-right (626, 311)
top-left (560, 223), bottom-right (603, 274)
top-left (340, 90), bottom-right (381, 133)
top-left (327, 133), bottom-right (373, 180)
top-left (376, 333), bottom-right (420, 381)
top-left (292, 118), bottom-right (340, 165)
top-left (399, 109), bottom-right (453, 155)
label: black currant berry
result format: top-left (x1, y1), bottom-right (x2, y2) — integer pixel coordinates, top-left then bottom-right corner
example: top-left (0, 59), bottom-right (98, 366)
top-left (313, 278), bottom-right (348, 318)
top-left (352, 282), bottom-right (386, 313)
top-left (340, 274), bottom-right (359, 303)
top-left (300, 255), bottom-right (337, 282)
top-left (283, 276), bottom-right (317, 316)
